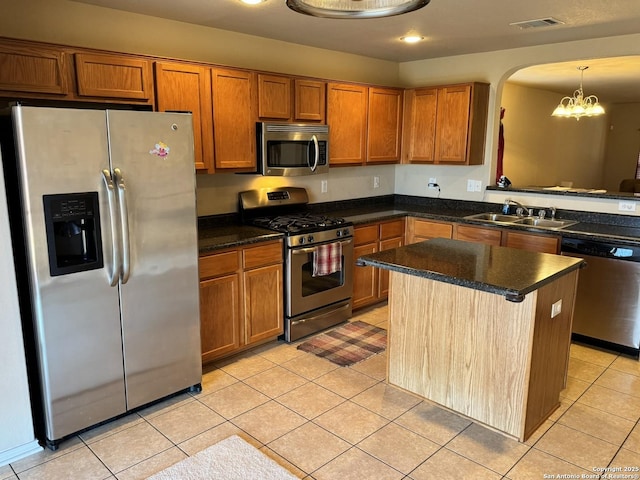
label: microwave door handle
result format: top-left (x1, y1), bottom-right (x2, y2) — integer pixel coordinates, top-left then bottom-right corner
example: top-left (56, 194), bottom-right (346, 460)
top-left (101, 169), bottom-right (121, 287)
top-left (309, 135), bottom-right (319, 172)
top-left (113, 168), bottom-right (131, 284)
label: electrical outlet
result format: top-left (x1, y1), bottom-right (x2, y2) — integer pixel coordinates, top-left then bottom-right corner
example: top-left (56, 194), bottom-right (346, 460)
top-left (473, 180), bottom-right (482, 192)
top-left (618, 201), bottom-right (636, 212)
top-left (467, 179), bottom-right (475, 192)
top-left (551, 299), bottom-right (562, 318)
top-left (321, 180), bottom-right (328, 193)
top-left (373, 176), bottom-right (380, 189)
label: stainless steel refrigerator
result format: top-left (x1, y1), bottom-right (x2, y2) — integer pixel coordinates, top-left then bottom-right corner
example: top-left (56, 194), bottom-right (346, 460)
top-left (2, 106), bottom-right (202, 449)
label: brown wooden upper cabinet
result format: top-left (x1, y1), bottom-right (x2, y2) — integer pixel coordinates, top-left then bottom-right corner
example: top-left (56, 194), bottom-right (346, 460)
top-left (403, 82), bottom-right (489, 165)
top-left (367, 87), bottom-right (403, 163)
top-left (257, 74), bottom-right (326, 123)
top-left (211, 67), bottom-right (257, 170)
top-left (0, 39), bottom-right (70, 97)
top-left (74, 53), bottom-right (154, 103)
top-left (154, 61), bottom-right (214, 173)
top-left (327, 82), bottom-right (368, 165)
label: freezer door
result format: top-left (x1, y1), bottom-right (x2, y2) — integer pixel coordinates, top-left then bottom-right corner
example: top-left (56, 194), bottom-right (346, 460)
top-left (13, 106), bottom-right (126, 441)
top-left (106, 110), bottom-right (202, 409)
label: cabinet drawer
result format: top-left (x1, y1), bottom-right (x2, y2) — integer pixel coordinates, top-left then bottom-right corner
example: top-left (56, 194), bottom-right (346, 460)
top-left (199, 251), bottom-right (239, 279)
top-left (354, 224), bottom-right (379, 245)
top-left (243, 241), bottom-right (283, 269)
top-left (504, 231), bottom-right (560, 254)
top-left (455, 225), bottom-right (502, 246)
top-left (380, 219), bottom-right (404, 240)
top-left (412, 219), bottom-right (453, 239)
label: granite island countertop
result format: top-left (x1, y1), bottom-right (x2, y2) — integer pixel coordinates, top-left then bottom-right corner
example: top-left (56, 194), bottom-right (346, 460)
top-left (356, 237), bottom-right (585, 302)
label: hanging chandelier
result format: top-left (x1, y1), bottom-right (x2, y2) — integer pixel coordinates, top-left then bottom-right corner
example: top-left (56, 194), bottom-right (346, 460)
top-left (286, 0), bottom-right (431, 19)
top-left (551, 66), bottom-right (605, 120)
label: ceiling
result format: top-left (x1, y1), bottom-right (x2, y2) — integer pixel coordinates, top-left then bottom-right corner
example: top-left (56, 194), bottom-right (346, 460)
top-left (71, 0), bottom-right (640, 102)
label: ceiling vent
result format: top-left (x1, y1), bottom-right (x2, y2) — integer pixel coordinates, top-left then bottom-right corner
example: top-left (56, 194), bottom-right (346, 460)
top-left (509, 17), bottom-right (565, 29)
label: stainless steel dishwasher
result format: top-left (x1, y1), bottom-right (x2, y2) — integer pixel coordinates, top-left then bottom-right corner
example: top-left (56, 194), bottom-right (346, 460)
top-left (561, 238), bottom-right (640, 356)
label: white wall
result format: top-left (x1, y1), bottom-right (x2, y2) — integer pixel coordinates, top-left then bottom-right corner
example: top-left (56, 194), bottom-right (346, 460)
top-left (602, 103), bottom-right (640, 191)
top-left (397, 33), bottom-right (640, 215)
top-left (0, 152), bottom-right (41, 466)
top-left (500, 83), bottom-right (607, 189)
top-left (196, 165), bottom-right (395, 216)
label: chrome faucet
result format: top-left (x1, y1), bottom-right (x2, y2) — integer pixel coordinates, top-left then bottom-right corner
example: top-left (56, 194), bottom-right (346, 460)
top-left (502, 198), bottom-right (533, 217)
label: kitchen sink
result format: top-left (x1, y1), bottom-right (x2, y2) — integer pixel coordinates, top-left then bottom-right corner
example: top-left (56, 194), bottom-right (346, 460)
top-left (464, 213), bottom-right (524, 223)
top-left (463, 212), bottom-right (578, 230)
top-left (512, 217), bottom-right (578, 229)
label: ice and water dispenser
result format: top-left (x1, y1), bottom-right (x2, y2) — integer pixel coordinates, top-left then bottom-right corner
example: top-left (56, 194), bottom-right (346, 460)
top-left (43, 192), bottom-right (103, 276)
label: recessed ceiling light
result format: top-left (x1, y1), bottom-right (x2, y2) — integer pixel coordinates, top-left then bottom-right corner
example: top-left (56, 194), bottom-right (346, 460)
top-left (240, 0), bottom-right (266, 5)
top-left (401, 35), bottom-right (424, 44)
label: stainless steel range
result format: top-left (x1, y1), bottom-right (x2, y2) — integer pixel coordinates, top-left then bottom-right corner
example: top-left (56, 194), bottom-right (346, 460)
top-left (239, 187), bottom-right (353, 342)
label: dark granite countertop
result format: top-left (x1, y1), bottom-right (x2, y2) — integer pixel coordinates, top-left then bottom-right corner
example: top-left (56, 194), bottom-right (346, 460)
top-left (198, 225), bottom-right (283, 254)
top-left (197, 195), bottom-right (640, 254)
top-left (356, 238), bottom-right (585, 301)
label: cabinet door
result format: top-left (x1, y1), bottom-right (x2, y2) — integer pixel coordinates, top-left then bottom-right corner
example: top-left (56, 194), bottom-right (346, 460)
top-left (0, 41), bottom-right (69, 96)
top-left (212, 68), bottom-right (257, 170)
top-left (327, 82), bottom-right (368, 165)
top-left (200, 273), bottom-right (241, 363)
top-left (455, 224), bottom-right (502, 246)
top-left (353, 242), bottom-right (378, 309)
top-left (244, 264), bottom-right (283, 344)
top-left (434, 85), bottom-right (472, 164)
top-left (367, 87), bottom-right (403, 163)
top-left (155, 62), bottom-right (214, 173)
top-left (504, 231), bottom-right (560, 254)
top-left (403, 88), bottom-right (437, 163)
top-left (295, 79), bottom-right (326, 122)
top-left (258, 74), bottom-right (291, 120)
top-left (406, 218), bottom-right (453, 244)
top-left (378, 236), bottom-right (403, 298)
top-left (74, 53), bottom-right (154, 102)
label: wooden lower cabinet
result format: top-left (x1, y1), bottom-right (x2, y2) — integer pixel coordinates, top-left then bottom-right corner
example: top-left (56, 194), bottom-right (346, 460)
top-left (199, 240), bottom-right (283, 363)
top-left (244, 263), bottom-right (283, 344)
top-left (353, 219), bottom-right (404, 309)
top-left (200, 273), bottom-right (241, 361)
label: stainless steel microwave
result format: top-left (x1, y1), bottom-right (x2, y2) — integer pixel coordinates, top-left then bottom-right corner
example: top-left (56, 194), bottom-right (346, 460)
top-left (257, 122), bottom-right (329, 176)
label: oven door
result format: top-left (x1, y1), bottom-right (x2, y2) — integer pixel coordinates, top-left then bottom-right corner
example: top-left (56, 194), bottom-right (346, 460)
top-left (286, 238), bottom-right (353, 317)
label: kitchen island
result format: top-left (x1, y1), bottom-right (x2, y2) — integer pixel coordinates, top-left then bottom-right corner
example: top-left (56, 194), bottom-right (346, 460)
top-left (357, 238), bottom-right (585, 442)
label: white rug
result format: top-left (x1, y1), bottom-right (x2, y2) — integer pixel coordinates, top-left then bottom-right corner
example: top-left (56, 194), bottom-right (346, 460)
top-left (147, 435), bottom-right (299, 480)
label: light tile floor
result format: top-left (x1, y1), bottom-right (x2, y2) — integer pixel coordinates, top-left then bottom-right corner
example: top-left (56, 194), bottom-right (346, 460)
top-left (3, 303), bottom-right (640, 479)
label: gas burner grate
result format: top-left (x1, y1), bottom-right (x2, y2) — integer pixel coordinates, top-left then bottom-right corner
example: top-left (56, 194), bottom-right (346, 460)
top-left (252, 213), bottom-right (347, 233)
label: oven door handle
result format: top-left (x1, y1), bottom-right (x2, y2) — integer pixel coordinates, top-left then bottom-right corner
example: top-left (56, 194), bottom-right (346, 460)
top-left (292, 238), bottom-right (353, 255)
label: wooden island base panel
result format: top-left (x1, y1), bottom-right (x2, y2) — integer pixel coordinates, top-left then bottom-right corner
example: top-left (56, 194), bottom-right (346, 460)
top-left (357, 238), bottom-right (584, 442)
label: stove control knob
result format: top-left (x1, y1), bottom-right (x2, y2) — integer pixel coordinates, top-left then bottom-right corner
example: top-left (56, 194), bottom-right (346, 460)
top-left (342, 228), bottom-right (350, 236)
top-left (299, 237), bottom-right (305, 245)
top-left (308, 235), bottom-right (314, 243)
top-left (336, 230), bottom-right (343, 237)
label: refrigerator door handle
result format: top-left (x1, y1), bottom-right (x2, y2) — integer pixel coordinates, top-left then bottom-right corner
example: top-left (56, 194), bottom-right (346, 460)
top-left (113, 167), bottom-right (131, 284)
top-left (101, 169), bottom-right (121, 287)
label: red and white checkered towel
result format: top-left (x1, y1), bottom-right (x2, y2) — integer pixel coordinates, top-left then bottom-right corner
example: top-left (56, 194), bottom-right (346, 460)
top-left (313, 242), bottom-right (342, 277)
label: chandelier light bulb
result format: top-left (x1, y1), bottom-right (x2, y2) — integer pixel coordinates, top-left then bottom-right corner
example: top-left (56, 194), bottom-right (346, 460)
top-left (551, 66), bottom-right (605, 121)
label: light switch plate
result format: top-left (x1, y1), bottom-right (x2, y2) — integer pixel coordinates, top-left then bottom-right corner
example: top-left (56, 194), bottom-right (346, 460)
top-left (321, 180), bottom-right (328, 193)
top-left (551, 299), bottom-right (562, 318)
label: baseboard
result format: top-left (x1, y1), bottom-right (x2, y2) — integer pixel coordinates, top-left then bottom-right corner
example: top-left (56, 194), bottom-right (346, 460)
top-left (0, 440), bottom-right (42, 467)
